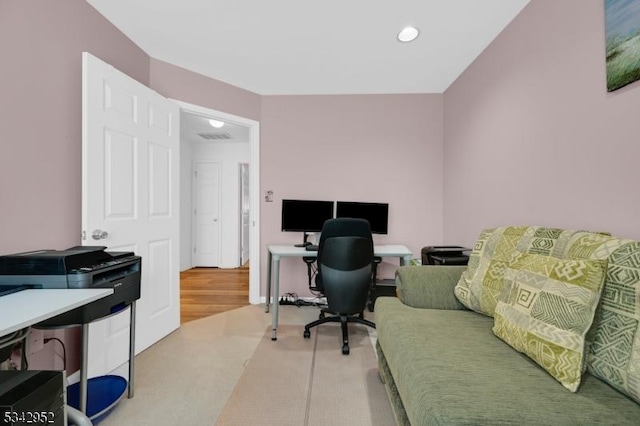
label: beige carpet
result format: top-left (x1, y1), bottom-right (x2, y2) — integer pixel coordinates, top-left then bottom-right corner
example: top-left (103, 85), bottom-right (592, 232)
top-left (216, 324), bottom-right (394, 426)
top-left (97, 305), bottom-right (393, 426)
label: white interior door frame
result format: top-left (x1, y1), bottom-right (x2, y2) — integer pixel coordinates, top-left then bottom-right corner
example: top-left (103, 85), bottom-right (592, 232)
top-left (239, 163), bottom-right (250, 265)
top-left (173, 99), bottom-right (261, 304)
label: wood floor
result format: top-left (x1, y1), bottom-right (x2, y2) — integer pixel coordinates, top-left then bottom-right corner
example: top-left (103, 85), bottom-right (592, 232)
top-left (180, 264), bottom-right (250, 324)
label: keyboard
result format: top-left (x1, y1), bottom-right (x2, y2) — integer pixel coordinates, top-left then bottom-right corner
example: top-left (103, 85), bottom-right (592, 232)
top-left (305, 244), bottom-right (319, 251)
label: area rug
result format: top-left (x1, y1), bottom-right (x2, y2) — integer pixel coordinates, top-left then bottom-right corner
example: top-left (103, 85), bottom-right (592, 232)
top-left (215, 323), bottom-right (395, 426)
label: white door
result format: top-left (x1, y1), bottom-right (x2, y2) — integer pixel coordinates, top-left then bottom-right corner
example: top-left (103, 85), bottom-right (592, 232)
top-left (82, 52), bottom-right (180, 377)
top-left (192, 161), bottom-right (221, 266)
top-left (240, 163), bottom-right (250, 265)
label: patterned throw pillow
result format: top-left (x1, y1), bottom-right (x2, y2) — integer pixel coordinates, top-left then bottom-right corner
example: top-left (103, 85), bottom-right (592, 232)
top-left (455, 226), bottom-right (581, 317)
top-left (564, 233), bottom-right (640, 404)
top-left (492, 253), bottom-right (608, 392)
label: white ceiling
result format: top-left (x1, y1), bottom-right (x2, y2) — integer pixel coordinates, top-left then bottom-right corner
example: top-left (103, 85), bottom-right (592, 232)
top-left (87, 0), bottom-right (530, 95)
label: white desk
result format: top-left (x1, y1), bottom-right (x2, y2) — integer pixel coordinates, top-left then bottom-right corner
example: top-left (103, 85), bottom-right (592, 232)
top-left (0, 289), bottom-right (113, 336)
top-left (266, 244), bottom-right (412, 340)
top-left (0, 288), bottom-right (113, 423)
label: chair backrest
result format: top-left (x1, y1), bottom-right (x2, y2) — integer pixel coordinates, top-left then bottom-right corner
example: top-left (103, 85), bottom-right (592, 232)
top-left (317, 217), bottom-right (372, 261)
top-left (316, 218), bottom-right (374, 313)
top-left (315, 218), bottom-right (373, 291)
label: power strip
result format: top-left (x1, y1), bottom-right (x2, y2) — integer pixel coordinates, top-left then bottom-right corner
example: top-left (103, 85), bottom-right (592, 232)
top-left (279, 293), bottom-right (298, 305)
top-left (278, 297), bottom-right (325, 307)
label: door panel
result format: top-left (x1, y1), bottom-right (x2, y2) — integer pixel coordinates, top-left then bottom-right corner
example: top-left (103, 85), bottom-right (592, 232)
top-left (82, 52), bottom-right (180, 377)
top-left (149, 143), bottom-right (171, 217)
top-left (105, 130), bottom-right (137, 218)
top-left (193, 161), bottom-right (221, 267)
top-left (148, 239), bottom-right (172, 316)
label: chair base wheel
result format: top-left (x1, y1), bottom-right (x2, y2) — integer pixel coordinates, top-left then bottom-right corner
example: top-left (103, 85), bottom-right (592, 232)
top-left (303, 329), bottom-right (311, 339)
top-left (342, 344), bottom-right (350, 355)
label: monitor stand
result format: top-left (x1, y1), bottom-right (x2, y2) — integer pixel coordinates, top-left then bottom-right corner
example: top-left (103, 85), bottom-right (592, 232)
top-left (294, 232), bottom-right (311, 247)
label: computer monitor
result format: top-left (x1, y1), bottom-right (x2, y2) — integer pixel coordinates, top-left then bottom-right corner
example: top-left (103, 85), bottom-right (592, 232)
top-left (281, 199), bottom-right (334, 246)
top-left (336, 201), bottom-right (389, 234)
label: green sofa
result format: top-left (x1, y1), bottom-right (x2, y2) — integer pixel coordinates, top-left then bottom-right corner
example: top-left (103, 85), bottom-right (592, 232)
top-left (375, 226), bottom-right (640, 425)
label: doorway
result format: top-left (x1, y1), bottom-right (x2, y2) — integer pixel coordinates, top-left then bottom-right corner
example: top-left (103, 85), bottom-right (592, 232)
top-left (180, 265), bottom-right (249, 323)
top-left (176, 100), bottom-right (261, 306)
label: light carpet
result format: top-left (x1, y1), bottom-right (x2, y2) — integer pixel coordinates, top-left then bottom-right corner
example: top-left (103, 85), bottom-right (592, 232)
top-left (216, 324), bottom-right (394, 426)
top-left (97, 305), bottom-right (393, 425)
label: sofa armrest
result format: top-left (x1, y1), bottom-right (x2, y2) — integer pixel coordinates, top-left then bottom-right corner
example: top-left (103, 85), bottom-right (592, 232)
top-left (395, 265), bottom-right (468, 310)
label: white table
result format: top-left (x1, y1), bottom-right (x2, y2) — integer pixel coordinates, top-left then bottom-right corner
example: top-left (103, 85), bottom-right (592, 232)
top-left (0, 288), bottom-right (113, 423)
top-left (266, 244), bottom-right (412, 340)
top-left (0, 289), bottom-right (113, 336)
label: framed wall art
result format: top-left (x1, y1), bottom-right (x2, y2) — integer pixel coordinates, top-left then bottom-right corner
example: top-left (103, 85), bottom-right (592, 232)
top-left (605, 0), bottom-right (640, 91)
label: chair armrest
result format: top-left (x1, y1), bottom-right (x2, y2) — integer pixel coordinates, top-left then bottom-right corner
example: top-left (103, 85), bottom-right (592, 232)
top-left (395, 265), bottom-right (468, 310)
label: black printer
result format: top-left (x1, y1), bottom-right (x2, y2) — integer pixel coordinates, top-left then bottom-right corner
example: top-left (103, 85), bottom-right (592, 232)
top-left (0, 246), bottom-right (141, 325)
top-left (421, 246), bottom-right (471, 266)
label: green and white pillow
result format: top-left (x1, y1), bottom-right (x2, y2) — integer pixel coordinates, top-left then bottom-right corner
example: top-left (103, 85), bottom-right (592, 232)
top-left (455, 226), bottom-right (581, 317)
top-left (492, 253), bottom-right (607, 392)
top-left (565, 233), bottom-right (640, 403)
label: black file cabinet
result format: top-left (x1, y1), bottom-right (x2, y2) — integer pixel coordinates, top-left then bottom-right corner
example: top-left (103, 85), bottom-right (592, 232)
top-left (421, 246), bottom-right (470, 266)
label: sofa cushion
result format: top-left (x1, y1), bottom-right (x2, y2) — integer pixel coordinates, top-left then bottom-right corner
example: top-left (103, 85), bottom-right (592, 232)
top-left (375, 297), bottom-right (640, 425)
top-left (492, 253), bottom-right (607, 391)
top-left (395, 265), bottom-right (467, 310)
top-left (454, 226), bottom-right (581, 317)
top-left (565, 232), bottom-right (640, 404)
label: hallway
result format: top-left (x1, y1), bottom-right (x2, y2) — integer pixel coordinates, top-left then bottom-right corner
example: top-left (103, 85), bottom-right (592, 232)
top-left (180, 264), bottom-right (250, 323)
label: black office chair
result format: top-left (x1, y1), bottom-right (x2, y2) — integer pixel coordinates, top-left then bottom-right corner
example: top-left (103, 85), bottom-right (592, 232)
top-left (303, 218), bottom-right (376, 355)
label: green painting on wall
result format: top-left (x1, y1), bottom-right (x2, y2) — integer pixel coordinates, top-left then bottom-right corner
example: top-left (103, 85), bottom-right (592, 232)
top-left (605, 0), bottom-right (640, 91)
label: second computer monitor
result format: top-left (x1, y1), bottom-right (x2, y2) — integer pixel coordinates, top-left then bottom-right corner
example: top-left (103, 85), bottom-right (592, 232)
top-left (336, 201), bottom-right (389, 234)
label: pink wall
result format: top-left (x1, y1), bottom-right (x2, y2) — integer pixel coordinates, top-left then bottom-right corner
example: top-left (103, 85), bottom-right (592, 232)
top-left (261, 94), bottom-right (444, 296)
top-left (149, 58), bottom-right (261, 121)
top-left (0, 0), bottom-right (150, 255)
top-left (443, 0), bottom-right (640, 246)
top-left (0, 0), bottom-right (149, 372)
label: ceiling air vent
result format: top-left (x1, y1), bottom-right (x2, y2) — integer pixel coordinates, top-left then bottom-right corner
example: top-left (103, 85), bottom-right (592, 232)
top-left (198, 132), bottom-right (232, 140)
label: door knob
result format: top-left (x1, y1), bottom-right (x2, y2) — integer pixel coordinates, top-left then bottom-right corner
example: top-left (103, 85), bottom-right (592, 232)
top-left (91, 229), bottom-right (109, 240)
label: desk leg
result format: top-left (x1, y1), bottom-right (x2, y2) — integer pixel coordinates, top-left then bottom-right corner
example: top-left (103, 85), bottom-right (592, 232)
top-left (271, 255), bottom-right (280, 341)
top-left (80, 323), bottom-right (89, 414)
top-left (265, 251), bottom-right (273, 313)
top-left (128, 301), bottom-right (136, 398)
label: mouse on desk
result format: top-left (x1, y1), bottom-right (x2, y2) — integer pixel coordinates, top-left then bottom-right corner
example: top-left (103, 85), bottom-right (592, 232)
top-left (305, 244), bottom-right (319, 251)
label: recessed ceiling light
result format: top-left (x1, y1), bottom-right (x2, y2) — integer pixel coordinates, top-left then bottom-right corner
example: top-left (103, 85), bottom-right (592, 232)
top-left (209, 119), bottom-right (225, 128)
top-left (398, 26), bottom-right (419, 43)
